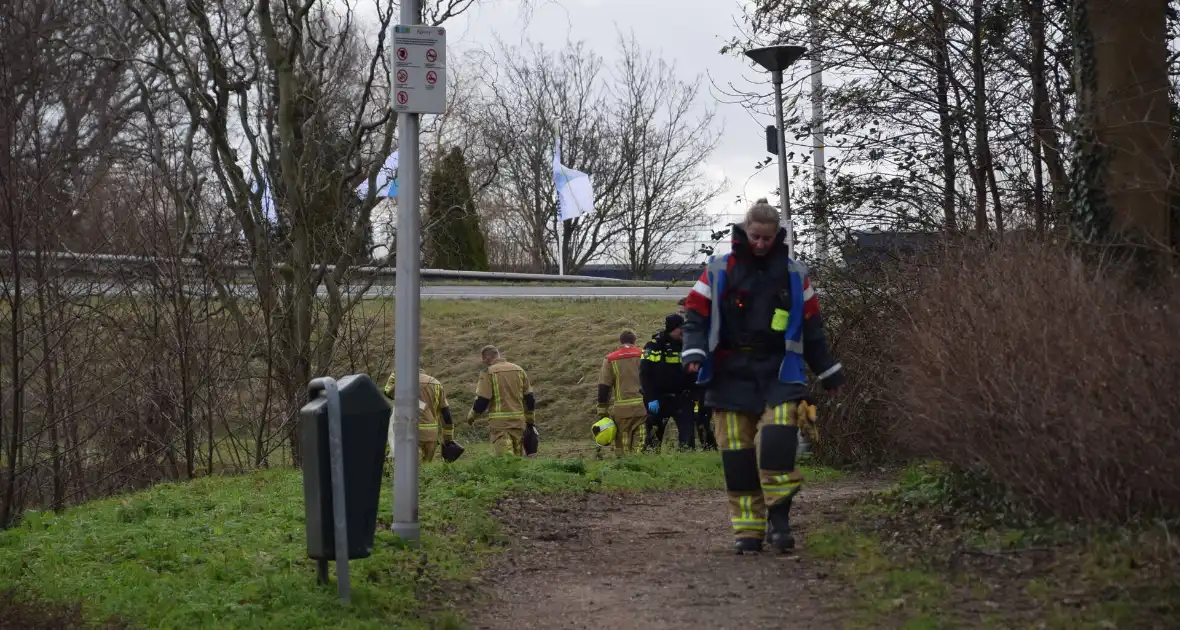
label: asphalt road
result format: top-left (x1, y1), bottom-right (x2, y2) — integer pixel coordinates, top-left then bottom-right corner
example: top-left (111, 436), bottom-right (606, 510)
top-left (418, 284), bottom-right (684, 299)
top-left (62, 280), bottom-right (687, 300)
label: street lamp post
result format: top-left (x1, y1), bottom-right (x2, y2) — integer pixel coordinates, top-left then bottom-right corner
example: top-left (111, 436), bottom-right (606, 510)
top-left (745, 45), bottom-right (807, 260)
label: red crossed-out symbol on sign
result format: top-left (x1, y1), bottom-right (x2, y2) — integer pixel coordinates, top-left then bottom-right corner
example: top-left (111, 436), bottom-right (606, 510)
top-left (396, 69), bottom-right (408, 83)
top-left (396, 91), bottom-right (408, 105)
top-left (425, 49), bottom-right (437, 63)
top-left (396, 47), bottom-right (408, 61)
top-left (425, 71), bottom-right (437, 85)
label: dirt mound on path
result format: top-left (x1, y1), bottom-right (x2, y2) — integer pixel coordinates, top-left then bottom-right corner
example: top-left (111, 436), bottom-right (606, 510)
top-left (465, 479), bottom-right (885, 630)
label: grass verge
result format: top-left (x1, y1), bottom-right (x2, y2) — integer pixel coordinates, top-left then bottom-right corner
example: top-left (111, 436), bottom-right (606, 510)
top-left (806, 462), bottom-right (1180, 629)
top-left (354, 299), bottom-right (682, 440)
top-left (0, 451), bottom-right (839, 629)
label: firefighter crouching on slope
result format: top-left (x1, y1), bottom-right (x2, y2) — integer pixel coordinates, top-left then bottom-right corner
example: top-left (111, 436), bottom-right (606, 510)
top-left (597, 330), bottom-right (647, 455)
top-left (681, 198), bottom-right (844, 555)
top-left (466, 345), bottom-right (537, 456)
top-left (640, 314), bottom-right (698, 451)
top-left (383, 368), bottom-right (455, 463)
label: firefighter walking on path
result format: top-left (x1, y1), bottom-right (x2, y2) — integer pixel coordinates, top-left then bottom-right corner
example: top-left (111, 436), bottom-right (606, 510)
top-left (640, 314), bottom-right (698, 451)
top-left (382, 369), bottom-right (455, 463)
top-left (597, 330), bottom-right (646, 455)
top-left (682, 198), bottom-right (844, 555)
top-left (466, 345), bottom-right (537, 457)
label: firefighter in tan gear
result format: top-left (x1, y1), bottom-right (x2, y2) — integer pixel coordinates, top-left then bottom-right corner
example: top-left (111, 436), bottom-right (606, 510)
top-left (466, 345), bottom-right (536, 456)
top-left (382, 369), bottom-right (455, 463)
top-left (597, 330), bottom-right (646, 455)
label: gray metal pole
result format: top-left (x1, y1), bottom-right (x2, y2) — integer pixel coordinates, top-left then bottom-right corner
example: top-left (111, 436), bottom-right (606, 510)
top-left (322, 377), bottom-right (351, 603)
top-left (771, 69), bottom-right (794, 260)
top-left (810, 6), bottom-right (828, 263)
top-left (391, 0), bottom-right (422, 544)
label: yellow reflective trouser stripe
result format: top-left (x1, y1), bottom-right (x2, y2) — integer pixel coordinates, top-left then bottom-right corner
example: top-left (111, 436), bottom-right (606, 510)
top-left (723, 411), bottom-right (744, 450)
top-left (488, 411), bottom-right (523, 419)
top-left (762, 403), bottom-right (803, 500)
top-left (731, 496), bottom-right (764, 532)
top-left (617, 397), bottom-right (644, 405)
top-left (763, 472), bottom-right (803, 501)
top-left (774, 403), bottom-right (794, 426)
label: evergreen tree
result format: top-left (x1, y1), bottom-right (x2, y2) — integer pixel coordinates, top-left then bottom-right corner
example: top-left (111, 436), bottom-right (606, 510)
top-left (426, 147), bottom-right (489, 271)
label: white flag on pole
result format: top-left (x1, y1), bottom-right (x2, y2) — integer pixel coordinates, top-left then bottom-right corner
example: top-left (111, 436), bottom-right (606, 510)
top-left (553, 137), bottom-right (593, 221)
top-left (250, 177), bottom-right (278, 224)
top-left (355, 150), bottom-right (400, 199)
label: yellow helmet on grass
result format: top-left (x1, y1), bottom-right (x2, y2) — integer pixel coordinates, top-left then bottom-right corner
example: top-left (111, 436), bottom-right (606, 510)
top-left (591, 417), bottom-right (616, 446)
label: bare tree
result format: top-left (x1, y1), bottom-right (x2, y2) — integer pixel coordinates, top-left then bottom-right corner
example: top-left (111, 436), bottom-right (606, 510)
top-left (609, 33), bottom-right (723, 277)
top-left (471, 36), bottom-right (722, 273)
top-left (471, 39), bottom-right (628, 272)
top-left (0, 0), bottom-right (146, 524)
top-left (114, 0), bottom-right (478, 462)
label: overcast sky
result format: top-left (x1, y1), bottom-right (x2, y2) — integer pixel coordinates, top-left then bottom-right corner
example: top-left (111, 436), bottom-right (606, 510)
top-left (441, 0), bottom-right (800, 257)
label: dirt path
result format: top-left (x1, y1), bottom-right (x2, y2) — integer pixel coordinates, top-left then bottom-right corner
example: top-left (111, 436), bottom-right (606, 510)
top-left (465, 478), bottom-right (887, 630)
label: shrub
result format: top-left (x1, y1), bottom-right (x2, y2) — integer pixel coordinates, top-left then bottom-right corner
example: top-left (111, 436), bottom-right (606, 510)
top-left (808, 262), bottom-right (908, 467)
top-left (890, 242), bottom-right (1180, 522)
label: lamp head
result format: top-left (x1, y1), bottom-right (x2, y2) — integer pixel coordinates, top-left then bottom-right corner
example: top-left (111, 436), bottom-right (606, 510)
top-left (744, 45), bottom-right (808, 73)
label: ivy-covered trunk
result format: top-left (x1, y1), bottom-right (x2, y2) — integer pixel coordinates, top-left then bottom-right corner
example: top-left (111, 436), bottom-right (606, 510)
top-left (1070, 0), bottom-right (1173, 263)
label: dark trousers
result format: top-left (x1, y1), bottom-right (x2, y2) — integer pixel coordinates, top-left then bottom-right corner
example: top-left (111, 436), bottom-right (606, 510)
top-left (695, 401), bottom-right (719, 450)
top-left (644, 396), bottom-right (696, 451)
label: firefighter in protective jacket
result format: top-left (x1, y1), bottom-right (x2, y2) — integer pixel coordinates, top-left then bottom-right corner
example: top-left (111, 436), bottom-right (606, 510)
top-left (597, 330), bottom-right (646, 455)
top-left (681, 198), bottom-right (844, 555)
top-left (640, 314), bottom-right (697, 451)
top-left (382, 369), bottom-right (455, 463)
top-left (466, 345), bottom-right (537, 456)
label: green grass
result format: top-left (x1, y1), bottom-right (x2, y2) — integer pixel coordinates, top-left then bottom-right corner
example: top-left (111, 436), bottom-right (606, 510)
top-left (0, 451), bottom-right (838, 629)
top-left (354, 299), bottom-right (684, 439)
top-left (806, 524), bottom-right (951, 629)
top-left (824, 462), bottom-right (1180, 630)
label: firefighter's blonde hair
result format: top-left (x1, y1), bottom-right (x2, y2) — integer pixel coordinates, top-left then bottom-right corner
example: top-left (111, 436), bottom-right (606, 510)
top-left (744, 197), bottom-right (780, 228)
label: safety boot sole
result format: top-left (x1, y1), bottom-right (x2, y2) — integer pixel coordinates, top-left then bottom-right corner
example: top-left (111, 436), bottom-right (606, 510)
top-left (734, 538), bottom-right (763, 555)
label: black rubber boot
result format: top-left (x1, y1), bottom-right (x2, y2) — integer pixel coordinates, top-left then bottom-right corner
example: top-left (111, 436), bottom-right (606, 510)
top-left (734, 538), bottom-right (764, 555)
top-left (767, 498), bottom-right (796, 553)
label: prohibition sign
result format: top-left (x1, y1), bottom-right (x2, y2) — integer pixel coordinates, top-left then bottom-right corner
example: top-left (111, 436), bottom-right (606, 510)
top-left (396, 91), bottom-right (408, 105)
top-left (425, 49), bottom-right (437, 63)
top-left (396, 69), bottom-right (408, 83)
top-left (396, 47), bottom-right (408, 61)
top-left (425, 71), bottom-right (437, 85)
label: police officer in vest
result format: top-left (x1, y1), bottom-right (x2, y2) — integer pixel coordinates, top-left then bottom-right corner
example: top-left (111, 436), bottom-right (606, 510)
top-left (681, 198), bottom-right (844, 554)
top-left (640, 314), bottom-right (698, 451)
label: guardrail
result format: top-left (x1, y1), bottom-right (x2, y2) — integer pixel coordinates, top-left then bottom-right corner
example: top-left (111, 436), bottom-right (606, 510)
top-left (0, 249), bottom-right (678, 285)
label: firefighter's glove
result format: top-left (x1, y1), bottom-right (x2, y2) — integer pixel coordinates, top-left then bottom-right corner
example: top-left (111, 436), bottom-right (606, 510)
top-left (794, 401), bottom-right (819, 443)
top-left (525, 411), bottom-right (536, 426)
top-left (595, 404), bottom-right (610, 418)
top-left (465, 410), bottom-right (477, 426)
top-left (647, 400), bottom-right (660, 414)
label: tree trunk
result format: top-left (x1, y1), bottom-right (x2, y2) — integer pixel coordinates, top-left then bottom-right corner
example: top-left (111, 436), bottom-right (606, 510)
top-left (1029, 0), bottom-right (1069, 227)
top-left (932, 0), bottom-right (957, 232)
top-left (1073, 0), bottom-right (1173, 259)
top-left (971, 0), bottom-right (990, 233)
